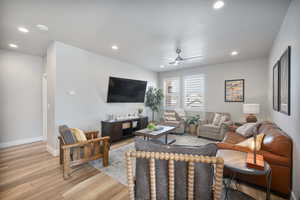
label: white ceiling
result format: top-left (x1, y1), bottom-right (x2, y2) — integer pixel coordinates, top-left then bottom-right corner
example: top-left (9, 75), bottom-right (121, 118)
top-left (0, 0), bottom-right (290, 71)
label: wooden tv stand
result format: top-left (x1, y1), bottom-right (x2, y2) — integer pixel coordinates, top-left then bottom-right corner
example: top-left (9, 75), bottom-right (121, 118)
top-left (101, 117), bottom-right (148, 143)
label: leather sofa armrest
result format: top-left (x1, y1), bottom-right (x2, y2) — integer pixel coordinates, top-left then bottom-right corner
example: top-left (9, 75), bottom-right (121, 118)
top-left (217, 143), bottom-right (291, 167)
top-left (217, 142), bottom-right (251, 153)
top-left (259, 150), bottom-right (291, 167)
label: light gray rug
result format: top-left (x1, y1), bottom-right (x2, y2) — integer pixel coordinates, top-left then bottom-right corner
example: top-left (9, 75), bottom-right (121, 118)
top-left (90, 134), bottom-right (213, 185)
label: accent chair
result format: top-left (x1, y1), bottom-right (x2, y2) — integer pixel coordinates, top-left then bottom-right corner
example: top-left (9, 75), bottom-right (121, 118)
top-left (197, 112), bottom-right (233, 141)
top-left (160, 109), bottom-right (186, 134)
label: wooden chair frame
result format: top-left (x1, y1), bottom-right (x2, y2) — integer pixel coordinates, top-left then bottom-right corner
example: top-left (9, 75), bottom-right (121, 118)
top-left (58, 131), bottom-right (110, 179)
top-left (125, 150), bottom-right (224, 200)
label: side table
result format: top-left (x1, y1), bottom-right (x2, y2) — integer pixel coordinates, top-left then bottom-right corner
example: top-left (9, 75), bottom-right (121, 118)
top-left (217, 149), bottom-right (272, 200)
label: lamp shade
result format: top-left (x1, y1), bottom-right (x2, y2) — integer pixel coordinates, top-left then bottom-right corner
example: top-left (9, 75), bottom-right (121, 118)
top-left (243, 104), bottom-right (260, 114)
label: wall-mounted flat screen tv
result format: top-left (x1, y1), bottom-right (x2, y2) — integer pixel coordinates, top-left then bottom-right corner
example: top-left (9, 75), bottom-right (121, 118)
top-left (107, 77), bottom-right (147, 103)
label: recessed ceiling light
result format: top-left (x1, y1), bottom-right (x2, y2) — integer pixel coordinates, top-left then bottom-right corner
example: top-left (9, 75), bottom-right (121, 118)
top-left (36, 24), bottom-right (49, 31)
top-left (111, 45), bottom-right (119, 50)
top-left (18, 27), bottom-right (29, 33)
top-left (9, 43), bottom-right (18, 48)
top-left (213, 1), bottom-right (225, 10)
top-left (160, 65), bottom-right (165, 68)
top-left (231, 51), bottom-right (239, 56)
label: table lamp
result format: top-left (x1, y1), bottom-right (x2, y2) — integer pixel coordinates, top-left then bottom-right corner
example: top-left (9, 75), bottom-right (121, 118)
top-left (243, 104), bottom-right (260, 123)
top-left (246, 119), bottom-right (264, 170)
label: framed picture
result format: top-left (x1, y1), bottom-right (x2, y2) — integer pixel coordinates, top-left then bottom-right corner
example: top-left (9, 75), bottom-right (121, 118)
top-left (225, 79), bottom-right (245, 102)
top-left (273, 61), bottom-right (280, 111)
top-left (279, 46), bottom-right (291, 115)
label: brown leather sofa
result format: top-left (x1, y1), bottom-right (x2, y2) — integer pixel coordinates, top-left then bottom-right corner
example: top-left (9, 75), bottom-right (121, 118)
top-left (217, 121), bottom-right (293, 197)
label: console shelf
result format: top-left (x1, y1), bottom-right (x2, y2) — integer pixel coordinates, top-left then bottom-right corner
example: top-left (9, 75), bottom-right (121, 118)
top-left (101, 117), bottom-right (148, 143)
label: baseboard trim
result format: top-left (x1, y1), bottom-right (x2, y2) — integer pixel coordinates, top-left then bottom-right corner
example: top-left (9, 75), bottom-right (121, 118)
top-left (0, 136), bottom-right (44, 149)
top-left (291, 191), bottom-right (297, 200)
top-left (47, 145), bottom-right (59, 157)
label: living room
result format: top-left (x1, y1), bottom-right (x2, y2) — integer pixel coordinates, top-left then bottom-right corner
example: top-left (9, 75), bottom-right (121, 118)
top-left (0, 0), bottom-right (299, 200)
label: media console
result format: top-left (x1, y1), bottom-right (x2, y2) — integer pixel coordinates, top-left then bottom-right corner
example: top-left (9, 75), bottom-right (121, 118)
top-left (101, 116), bottom-right (148, 143)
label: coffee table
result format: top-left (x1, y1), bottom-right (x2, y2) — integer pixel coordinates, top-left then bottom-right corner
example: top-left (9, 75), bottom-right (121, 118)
top-left (134, 125), bottom-right (176, 144)
top-left (217, 149), bottom-right (272, 200)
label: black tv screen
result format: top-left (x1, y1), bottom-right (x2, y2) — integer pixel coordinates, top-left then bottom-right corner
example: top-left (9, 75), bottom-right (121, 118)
top-left (107, 77), bottom-right (147, 103)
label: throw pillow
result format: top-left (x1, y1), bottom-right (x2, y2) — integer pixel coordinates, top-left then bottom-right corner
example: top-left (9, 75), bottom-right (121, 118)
top-left (212, 113), bottom-right (222, 126)
top-left (218, 115), bottom-right (228, 126)
top-left (236, 123), bottom-right (258, 137)
top-left (59, 125), bottom-right (76, 144)
top-left (236, 133), bottom-right (265, 151)
top-left (134, 138), bottom-right (217, 200)
top-left (70, 128), bottom-right (87, 142)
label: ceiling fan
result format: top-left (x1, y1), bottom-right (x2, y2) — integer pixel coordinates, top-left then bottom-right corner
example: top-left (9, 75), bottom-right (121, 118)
top-left (169, 48), bottom-right (203, 66)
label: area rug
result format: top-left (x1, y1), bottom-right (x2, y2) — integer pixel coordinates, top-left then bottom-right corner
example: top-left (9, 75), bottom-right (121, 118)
top-left (90, 134), bottom-right (213, 185)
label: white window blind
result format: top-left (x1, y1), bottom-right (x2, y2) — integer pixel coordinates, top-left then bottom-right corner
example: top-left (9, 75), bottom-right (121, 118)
top-left (184, 74), bottom-right (205, 109)
top-left (164, 78), bottom-right (180, 108)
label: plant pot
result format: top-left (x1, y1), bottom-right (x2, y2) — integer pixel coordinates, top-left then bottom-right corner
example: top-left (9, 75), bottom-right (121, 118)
top-left (189, 124), bottom-right (197, 135)
top-left (185, 125), bottom-right (190, 133)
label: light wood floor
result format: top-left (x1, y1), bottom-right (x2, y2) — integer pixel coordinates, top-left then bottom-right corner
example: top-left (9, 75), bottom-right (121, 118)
top-left (0, 139), bottom-right (286, 200)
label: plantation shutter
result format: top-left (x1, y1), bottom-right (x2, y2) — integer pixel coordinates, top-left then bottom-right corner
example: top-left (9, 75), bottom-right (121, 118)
top-left (164, 78), bottom-right (180, 108)
top-left (184, 74), bottom-right (205, 109)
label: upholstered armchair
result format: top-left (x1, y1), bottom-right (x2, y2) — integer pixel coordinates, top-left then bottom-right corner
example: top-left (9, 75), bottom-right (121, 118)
top-left (160, 109), bottom-right (186, 134)
top-left (197, 112), bottom-right (233, 141)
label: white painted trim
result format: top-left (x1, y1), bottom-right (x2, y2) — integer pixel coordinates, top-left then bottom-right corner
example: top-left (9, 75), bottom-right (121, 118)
top-left (291, 191), bottom-right (297, 200)
top-left (42, 74), bottom-right (48, 141)
top-left (0, 136), bottom-right (44, 149)
top-left (46, 145), bottom-right (59, 157)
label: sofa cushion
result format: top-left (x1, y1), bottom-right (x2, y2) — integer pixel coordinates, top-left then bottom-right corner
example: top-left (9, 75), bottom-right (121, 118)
top-left (59, 125), bottom-right (77, 144)
top-left (162, 120), bottom-right (180, 127)
top-left (135, 138), bottom-right (217, 200)
top-left (200, 124), bottom-right (220, 133)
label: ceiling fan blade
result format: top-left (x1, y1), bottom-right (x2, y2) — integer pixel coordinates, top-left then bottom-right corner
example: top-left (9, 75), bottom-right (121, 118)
top-left (182, 55), bottom-right (203, 61)
top-left (169, 60), bottom-right (180, 65)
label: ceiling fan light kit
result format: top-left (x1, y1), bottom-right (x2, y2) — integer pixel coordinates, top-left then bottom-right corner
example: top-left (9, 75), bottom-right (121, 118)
top-left (168, 48), bottom-right (202, 66)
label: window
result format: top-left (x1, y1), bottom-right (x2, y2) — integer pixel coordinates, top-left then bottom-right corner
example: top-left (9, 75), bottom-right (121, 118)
top-left (184, 74), bottom-right (205, 109)
top-left (164, 77), bottom-right (180, 108)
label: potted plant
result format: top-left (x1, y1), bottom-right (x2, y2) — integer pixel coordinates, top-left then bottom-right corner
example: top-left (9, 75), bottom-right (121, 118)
top-left (145, 87), bottom-right (164, 122)
top-left (186, 115), bottom-right (200, 135)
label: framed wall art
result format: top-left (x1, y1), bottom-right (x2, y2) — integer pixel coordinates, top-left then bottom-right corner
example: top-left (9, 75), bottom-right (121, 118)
top-left (225, 79), bottom-right (245, 102)
top-left (279, 46), bottom-right (291, 115)
top-left (273, 61), bottom-right (280, 111)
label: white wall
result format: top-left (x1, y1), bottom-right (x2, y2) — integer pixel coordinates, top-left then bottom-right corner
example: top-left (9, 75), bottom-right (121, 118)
top-left (0, 49), bottom-right (44, 147)
top-left (268, 0), bottom-right (300, 198)
top-left (158, 58), bottom-right (269, 121)
top-left (47, 42), bottom-right (158, 151)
